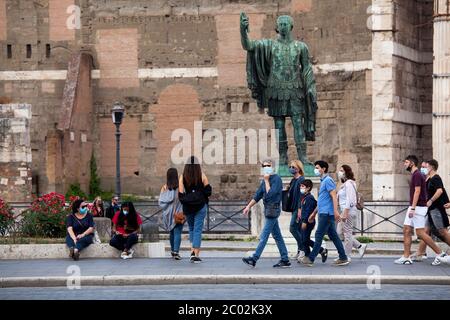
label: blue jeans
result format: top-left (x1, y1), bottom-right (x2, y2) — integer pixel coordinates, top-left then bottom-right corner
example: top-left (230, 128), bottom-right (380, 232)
top-left (309, 214), bottom-right (347, 262)
top-left (289, 212), bottom-right (303, 252)
top-left (186, 204), bottom-right (207, 249)
top-left (170, 223), bottom-right (184, 253)
top-left (66, 234), bottom-right (94, 252)
top-left (301, 221), bottom-right (324, 256)
top-left (253, 217), bottom-right (289, 262)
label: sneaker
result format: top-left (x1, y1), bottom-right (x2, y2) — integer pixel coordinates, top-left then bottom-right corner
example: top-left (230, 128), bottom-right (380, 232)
top-left (358, 244), bottom-right (367, 259)
top-left (432, 253), bottom-right (448, 266)
top-left (191, 256), bottom-right (202, 264)
top-left (294, 250), bottom-right (305, 259)
top-left (189, 252), bottom-right (195, 262)
top-left (173, 253), bottom-right (182, 260)
top-left (394, 256), bottom-right (413, 265)
top-left (69, 247), bottom-right (74, 259)
top-left (301, 256), bottom-right (314, 267)
top-left (170, 251), bottom-right (176, 257)
top-left (410, 253), bottom-right (428, 262)
top-left (120, 251), bottom-right (128, 259)
top-left (320, 248), bottom-right (328, 263)
top-left (242, 257), bottom-right (256, 268)
top-left (73, 249), bottom-right (80, 261)
top-left (333, 259), bottom-right (350, 266)
top-left (273, 260), bottom-right (291, 268)
top-left (436, 254), bottom-right (450, 265)
top-left (127, 248), bottom-right (135, 259)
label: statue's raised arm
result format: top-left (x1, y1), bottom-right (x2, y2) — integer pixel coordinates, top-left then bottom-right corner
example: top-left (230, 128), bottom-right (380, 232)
top-left (240, 12), bottom-right (254, 51)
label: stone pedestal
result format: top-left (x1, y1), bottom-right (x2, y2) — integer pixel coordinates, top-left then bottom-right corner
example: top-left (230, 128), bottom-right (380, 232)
top-left (141, 221), bottom-right (159, 242)
top-left (93, 217), bottom-right (112, 240)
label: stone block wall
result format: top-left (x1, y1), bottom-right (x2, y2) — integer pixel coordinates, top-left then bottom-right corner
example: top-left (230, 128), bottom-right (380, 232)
top-left (0, 103), bottom-right (32, 202)
top-left (0, 0), bottom-right (433, 201)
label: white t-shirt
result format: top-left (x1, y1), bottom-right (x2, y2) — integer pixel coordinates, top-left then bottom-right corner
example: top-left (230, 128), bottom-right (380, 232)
top-left (337, 179), bottom-right (358, 216)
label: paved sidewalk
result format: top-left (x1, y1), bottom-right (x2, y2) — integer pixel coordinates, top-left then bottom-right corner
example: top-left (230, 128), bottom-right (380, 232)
top-left (1, 256), bottom-right (449, 287)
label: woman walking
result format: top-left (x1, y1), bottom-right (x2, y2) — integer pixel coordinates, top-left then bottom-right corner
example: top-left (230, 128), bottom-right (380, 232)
top-left (336, 165), bottom-right (367, 261)
top-left (179, 156), bottom-right (212, 263)
top-left (159, 168), bottom-right (185, 260)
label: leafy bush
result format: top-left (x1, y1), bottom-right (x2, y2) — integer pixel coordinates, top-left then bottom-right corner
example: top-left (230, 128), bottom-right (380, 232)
top-left (21, 192), bottom-right (69, 238)
top-left (0, 198), bottom-right (15, 236)
top-left (65, 182), bottom-right (87, 200)
top-left (356, 236), bottom-right (374, 243)
top-left (89, 154), bottom-right (102, 198)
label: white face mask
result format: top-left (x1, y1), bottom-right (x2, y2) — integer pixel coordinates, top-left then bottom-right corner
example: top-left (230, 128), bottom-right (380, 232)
top-left (300, 188), bottom-right (307, 194)
top-left (314, 168), bottom-right (321, 177)
top-left (338, 171), bottom-right (345, 180)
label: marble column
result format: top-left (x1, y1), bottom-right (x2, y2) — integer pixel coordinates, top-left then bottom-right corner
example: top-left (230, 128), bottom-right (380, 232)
top-left (433, 0), bottom-right (450, 190)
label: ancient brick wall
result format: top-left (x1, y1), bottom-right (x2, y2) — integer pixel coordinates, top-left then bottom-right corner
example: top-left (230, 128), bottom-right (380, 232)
top-left (0, 104), bottom-right (32, 202)
top-left (0, 0), bottom-right (432, 201)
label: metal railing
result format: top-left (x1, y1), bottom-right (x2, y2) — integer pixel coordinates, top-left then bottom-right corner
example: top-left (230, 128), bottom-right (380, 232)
top-left (134, 200), bottom-right (250, 234)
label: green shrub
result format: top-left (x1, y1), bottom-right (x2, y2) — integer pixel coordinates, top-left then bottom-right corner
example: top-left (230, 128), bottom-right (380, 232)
top-left (89, 154), bottom-right (102, 198)
top-left (65, 182), bottom-right (88, 200)
top-left (21, 192), bottom-right (69, 238)
top-left (356, 236), bottom-right (374, 243)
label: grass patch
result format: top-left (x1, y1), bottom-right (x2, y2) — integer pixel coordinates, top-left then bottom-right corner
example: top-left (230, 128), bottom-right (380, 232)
top-left (355, 236), bottom-right (374, 243)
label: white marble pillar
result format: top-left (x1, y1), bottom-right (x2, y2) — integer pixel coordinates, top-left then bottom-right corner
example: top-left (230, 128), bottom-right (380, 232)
top-left (433, 0), bottom-right (450, 190)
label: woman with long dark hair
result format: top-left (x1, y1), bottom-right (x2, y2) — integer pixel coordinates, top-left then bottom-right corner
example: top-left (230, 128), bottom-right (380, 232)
top-left (159, 168), bottom-right (184, 260)
top-left (66, 199), bottom-right (95, 261)
top-left (109, 201), bottom-right (142, 259)
top-left (179, 156), bottom-right (212, 263)
top-left (336, 164), bottom-right (366, 260)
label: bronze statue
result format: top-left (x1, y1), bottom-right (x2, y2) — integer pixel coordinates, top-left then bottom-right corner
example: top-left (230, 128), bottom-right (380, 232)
top-left (240, 13), bottom-right (318, 174)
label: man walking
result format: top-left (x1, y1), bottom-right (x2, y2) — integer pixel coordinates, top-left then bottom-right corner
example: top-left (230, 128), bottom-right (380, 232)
top-left (301, 160), bottom-right (349, 266)
top-left (242, 159), bottom-right (291, 268)
top-left (394, 155), bottom-right (448, 265)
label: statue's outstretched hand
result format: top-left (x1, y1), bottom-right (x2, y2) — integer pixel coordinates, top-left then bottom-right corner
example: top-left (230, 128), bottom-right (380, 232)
top-left (240, 12), bottom-right (249, 33)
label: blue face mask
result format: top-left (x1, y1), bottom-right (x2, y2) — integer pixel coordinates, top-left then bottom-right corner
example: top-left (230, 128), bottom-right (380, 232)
top-left (420, 168), bottom-right (429, 176)
top-left (79, 207), bottom-right (88, 215)
top-left (314, 168), bottom-right (321, 177)
top-left (263, 167), bottom-right (273, 175)
top-left (289, 167), bottom-right (298, 175)
top-left (123, 210), bottom-right (128, 216)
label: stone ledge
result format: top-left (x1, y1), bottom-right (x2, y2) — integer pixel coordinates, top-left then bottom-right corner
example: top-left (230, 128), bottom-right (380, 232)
top-left (0, 242), bottom-right (165, 260)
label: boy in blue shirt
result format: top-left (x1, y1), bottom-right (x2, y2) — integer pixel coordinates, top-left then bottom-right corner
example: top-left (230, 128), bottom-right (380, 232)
top-left (298, 179), bottom-right (328, 262)
top-left (301, 160), bottom-right (349, 266)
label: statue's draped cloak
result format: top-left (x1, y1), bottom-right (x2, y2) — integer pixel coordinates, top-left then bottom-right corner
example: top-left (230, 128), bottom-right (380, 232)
top-left (246, 39), bottom-right (318, 141)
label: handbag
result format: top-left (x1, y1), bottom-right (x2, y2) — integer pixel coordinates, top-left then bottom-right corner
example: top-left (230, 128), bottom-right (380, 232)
top-left (350, 181), bottom-right (364, 210)
top-left (172, 192), bottom-right (186, 225)
top-left (282, 189), bottom-right (293, 212)
top-left (264, 202), bottom-right (281, 218)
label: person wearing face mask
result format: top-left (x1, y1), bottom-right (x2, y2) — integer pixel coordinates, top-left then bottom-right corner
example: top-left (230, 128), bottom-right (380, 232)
top-left (109, 202), bottom-right (142, 259)
top-left (284, 160), bottom-right (305, 259)
top-left (66, 199), bottom-right (96, 261)
top-left (336, 165), bottom-right (367, 261)
top-left (395, 155), bottom-right (447, 265)
top-left (300, 160), bottom-right (349, 266)
top-left (242, 159), bottom-right (290, 268)
top-left (411, 159), bottom-right (450, 265)
top-left (105, 196), bottom-right (120, 221)
top-left (299, 179), bottom-right (328, 263)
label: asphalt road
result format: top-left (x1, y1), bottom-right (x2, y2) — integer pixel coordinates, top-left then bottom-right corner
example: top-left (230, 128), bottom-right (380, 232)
top-left (1, 284), bottom-right (449, 300)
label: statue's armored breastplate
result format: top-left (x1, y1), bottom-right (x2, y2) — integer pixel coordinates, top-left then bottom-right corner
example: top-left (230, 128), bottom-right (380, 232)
top-left (267, 40), bottom-right (303, 100)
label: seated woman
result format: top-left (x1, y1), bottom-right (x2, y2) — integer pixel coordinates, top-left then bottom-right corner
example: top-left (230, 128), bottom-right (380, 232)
top-left (109, 201), bottom-right (142, 259)
top-left (66, 199), bottom-right (96, 261)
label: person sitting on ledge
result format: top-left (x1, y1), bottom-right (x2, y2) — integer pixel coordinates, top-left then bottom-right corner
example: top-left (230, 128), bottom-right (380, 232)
top-left (66, 199), bottom-right (96, 261)
top-left (109, 201), bottom-right (142, 260)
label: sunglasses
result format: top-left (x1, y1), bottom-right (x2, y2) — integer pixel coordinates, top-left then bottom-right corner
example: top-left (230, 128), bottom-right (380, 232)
top-left (289, 166), bottom-right (296, 169)
top-left (262, 164), bottom-right (271, 168)
top-left (80, 205), bottom-right (87, 209)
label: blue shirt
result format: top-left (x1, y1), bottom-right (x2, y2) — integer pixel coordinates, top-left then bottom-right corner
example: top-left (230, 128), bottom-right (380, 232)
top-left (317, 174), bottom-right (336, 215)
top-left (253, 174), bottom-right (283, 206)
top-left (289, 176), bottom-right (305, 212)
top-left (300, 193), bottom-right (317, 223)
